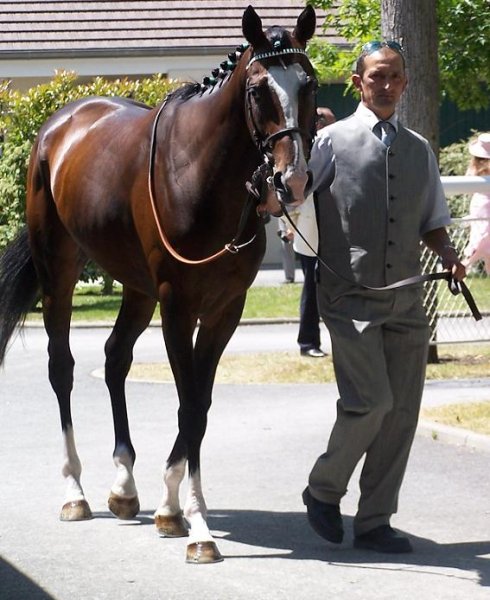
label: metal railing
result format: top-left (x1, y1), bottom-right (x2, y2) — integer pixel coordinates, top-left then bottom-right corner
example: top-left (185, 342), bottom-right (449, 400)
top-left (423, 176), bottom-right (490, 344)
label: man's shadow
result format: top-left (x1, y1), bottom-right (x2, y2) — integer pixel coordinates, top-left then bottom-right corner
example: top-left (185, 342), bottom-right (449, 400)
top-left (205, 508), bottom-right (490, 587)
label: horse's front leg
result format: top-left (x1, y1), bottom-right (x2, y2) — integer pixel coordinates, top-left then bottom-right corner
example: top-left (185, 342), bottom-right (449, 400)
top-left (156, 291), bottom-right (246, 563)
top-left (104, 287), bottom-right (156, 519)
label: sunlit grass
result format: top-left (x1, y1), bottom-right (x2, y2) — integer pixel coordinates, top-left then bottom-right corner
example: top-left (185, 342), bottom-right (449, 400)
top-left (421, 402), bottom-right (490, 435)
top-left (128, 345), bottom-right (490, 385)
top-left (28, 283), bottom-right (303, 321)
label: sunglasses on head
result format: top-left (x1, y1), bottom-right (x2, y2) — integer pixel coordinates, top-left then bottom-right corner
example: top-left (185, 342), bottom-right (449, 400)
top-left (361, 40), bottom-right (404, 55)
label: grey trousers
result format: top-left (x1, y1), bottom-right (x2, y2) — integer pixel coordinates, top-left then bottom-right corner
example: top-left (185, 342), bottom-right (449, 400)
top-left (309, 285), bottom-right (429, 536)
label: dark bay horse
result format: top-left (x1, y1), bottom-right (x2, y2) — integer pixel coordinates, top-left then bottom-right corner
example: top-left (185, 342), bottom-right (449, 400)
top-left (0, 6), bottom-right (317, 563)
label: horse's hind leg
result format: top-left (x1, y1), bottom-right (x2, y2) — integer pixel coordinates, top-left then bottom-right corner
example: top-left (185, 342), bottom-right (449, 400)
top-left (104, 286), bottom-right (156, 520)
top-left (31, 230), bottom-right (88, 520)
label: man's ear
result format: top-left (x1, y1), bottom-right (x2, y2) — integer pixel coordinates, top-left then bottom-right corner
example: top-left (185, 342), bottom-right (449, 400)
top-left (351, 73), bottom-right (362, 92)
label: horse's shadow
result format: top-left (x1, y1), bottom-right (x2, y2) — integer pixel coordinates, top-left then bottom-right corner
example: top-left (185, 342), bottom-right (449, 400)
top-left (93, 508), bottom-right (490, 587)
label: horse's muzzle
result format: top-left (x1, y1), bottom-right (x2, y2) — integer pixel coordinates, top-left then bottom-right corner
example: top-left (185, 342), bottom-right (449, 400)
top-left (271, 168), bottom-right (309, 207)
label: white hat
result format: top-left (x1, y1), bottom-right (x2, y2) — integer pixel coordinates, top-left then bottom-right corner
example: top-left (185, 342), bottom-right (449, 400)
top-left (469, 133), bottom-right (490, 159)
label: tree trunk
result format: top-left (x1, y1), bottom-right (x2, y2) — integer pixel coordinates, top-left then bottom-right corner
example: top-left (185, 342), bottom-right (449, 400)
top-left (381, 0), bottom-right (439, 153)
top-left (381, 0), bottom-right (440, 363)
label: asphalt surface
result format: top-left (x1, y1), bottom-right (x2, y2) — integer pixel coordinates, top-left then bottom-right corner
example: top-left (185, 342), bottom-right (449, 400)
top-left (1, 274), bottom-right (489, 600)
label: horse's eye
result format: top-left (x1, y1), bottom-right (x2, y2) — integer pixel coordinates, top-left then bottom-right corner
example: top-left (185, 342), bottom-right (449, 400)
top-left (248, 86), bottom-right (261, 100)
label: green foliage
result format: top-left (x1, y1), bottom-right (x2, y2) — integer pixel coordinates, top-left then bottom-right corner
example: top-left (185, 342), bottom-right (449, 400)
top-left (307, 0), bottom-right (380, 89)
top-left (307, 0), bottom-right (490, 110)
top-left (0, 71), bottom-right (177, 280)
top-left (438, 0), bottom-right (490, 110)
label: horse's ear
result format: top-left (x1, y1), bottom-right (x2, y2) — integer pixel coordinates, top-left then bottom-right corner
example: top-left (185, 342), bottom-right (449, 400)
top-left (294, 5), bottom-right (316, 46)
top-left (242, 5), bottom-right (268, 49)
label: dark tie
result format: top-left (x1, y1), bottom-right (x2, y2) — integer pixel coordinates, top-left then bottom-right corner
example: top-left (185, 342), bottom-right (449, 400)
top-left (375, 121), bottom-right (396, 146)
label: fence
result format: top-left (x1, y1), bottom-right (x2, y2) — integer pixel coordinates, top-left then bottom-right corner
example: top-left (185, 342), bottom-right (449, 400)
top-left (423, 176), bottom-right (490, 345)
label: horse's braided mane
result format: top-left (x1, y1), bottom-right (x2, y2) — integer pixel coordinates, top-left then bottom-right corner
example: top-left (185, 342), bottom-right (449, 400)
top-left (164, 42), bottom-right (250, 106)
top-left (163, 26), bottom-right (294, 107)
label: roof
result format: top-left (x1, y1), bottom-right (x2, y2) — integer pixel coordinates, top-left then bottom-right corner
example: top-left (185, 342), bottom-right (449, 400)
top-left (0, 1), bottom-right (336, 58)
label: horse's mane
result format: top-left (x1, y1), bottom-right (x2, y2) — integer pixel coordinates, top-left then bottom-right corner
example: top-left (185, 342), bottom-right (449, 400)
top-left (163, 42), bottom-right (250, 107)
top-left (164, 25), bottom-right (295, 108)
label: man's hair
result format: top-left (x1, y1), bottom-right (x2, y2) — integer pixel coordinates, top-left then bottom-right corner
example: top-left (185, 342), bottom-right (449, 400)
top-left (354, 41), bottom-right (406, 76)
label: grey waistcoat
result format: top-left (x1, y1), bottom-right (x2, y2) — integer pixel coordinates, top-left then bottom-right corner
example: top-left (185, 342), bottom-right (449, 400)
top-left (316, 114), bottom-right (430, 290)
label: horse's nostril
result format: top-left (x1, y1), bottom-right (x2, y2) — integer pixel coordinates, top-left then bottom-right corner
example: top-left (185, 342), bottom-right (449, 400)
top-left (273, 171), bottom-right (284, 190)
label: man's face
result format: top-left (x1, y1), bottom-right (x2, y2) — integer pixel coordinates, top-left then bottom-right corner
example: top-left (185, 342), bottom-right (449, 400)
top-left (352, 48), bottom-right (407, 119)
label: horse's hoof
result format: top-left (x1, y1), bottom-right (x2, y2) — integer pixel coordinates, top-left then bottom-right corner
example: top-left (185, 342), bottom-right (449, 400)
top-left (186, 541), bottom-right (223, 564)
top-left (108, 492), bottom-right (140, 520)
top-left (60, 500), bottom-right (93, 521)
top-left (155, 512), bottom-right (189, 537)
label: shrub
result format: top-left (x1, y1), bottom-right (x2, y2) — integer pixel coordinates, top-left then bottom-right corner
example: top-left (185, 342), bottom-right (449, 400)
top-left (0, 71), bottom-right (177, 287)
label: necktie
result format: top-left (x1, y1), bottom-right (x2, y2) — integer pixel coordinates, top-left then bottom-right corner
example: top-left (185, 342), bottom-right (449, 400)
top-left (376, 121), bottom-right (396, 146)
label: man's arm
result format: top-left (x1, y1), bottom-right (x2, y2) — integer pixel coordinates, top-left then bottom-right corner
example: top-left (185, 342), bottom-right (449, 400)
top-left (422, 227), bottom-right (466, 281)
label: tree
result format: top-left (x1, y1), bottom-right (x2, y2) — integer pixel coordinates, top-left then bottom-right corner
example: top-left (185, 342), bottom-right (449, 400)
top-left (308, 0), bottom-right (490, 112)
top-left (381, 0), bottom-right (439, 150)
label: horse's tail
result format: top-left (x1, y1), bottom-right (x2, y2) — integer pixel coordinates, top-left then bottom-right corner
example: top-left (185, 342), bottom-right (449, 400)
top-left (0, 227), bottom-right (40, 364)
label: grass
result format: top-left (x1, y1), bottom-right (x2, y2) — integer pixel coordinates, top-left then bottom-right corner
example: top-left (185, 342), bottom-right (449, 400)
top-left (28, 283), bottom-right (305, 321)
top-left (421, 402), bottom-right (490, 436)
top-left (127, 345), bottom-right (490, 385)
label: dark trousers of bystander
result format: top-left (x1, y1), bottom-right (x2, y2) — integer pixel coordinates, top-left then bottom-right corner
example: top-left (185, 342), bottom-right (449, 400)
top-left (297, 254), bottom-right (321, 352)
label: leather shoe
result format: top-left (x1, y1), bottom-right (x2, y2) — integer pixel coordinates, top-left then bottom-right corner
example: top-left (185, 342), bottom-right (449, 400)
top-left (354, 525), bottom-right (413, 553)
top-left (300, 348), bottom-right (326, 358)
top-left (302, 488), bottom-right (343, 544)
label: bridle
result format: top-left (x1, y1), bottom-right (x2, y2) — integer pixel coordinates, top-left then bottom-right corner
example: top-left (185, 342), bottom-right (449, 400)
top-left (244, 46), bottom-right (317, 206)
top-left (147, 45), bottom-right (316, 266)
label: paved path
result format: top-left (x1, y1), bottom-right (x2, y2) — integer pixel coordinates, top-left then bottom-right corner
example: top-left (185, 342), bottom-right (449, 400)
top-left (1, 324), bottom-right (489, 600)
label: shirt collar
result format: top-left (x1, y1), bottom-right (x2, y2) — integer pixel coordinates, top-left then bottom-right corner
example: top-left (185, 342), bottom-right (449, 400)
top-left (355, 103), bottom-right (398, 132)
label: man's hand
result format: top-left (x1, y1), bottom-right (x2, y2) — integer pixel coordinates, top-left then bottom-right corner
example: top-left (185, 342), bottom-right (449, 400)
top-left (422, 227), bottom-right (466, 281)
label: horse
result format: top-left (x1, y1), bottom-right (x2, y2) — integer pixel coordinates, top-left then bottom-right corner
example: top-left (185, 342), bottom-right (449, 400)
top-left (0, 5), bottom-right (317, 563)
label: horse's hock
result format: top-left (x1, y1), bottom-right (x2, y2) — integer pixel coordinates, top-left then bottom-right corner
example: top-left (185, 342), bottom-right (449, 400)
top-left (422, 216), bottom-right (490, 345)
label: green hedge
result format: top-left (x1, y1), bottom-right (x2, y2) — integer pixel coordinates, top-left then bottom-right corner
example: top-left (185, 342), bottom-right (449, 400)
top-left (0, 70), bottom-right (177, 249)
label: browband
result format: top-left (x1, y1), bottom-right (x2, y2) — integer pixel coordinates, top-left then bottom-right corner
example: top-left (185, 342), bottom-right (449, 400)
top-left (246, 47), bottom-right (308, 69)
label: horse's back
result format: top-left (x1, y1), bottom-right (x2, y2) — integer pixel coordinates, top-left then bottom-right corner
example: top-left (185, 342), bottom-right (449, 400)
top-left (36, 96), bottom-right (151, 162)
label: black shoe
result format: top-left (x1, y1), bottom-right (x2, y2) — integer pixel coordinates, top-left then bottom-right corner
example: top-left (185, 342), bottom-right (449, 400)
top-left (302, 487), bottom-right (343, 544)
top-left (354, 524), bottom-right (413, 554)
top-left (300, 348), bottom-right (326, 358)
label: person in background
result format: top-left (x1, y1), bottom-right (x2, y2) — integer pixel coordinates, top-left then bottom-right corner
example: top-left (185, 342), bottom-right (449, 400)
top-left (462, 133), bottom-right (490, 274)
top-left (302, 41), bottom-right (465, 554)
top-left (277, 218), bottom-right (296, 283)
top-left (294, 107), bottom-right (336, 358)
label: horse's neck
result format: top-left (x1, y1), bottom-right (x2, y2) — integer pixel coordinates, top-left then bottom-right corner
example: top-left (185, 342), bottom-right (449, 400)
top-left (171, 69), bottom-right (257, 175)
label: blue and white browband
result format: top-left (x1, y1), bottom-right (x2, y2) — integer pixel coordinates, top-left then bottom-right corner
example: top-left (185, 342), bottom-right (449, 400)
top-left (246, 47), bottom-right (308, 69)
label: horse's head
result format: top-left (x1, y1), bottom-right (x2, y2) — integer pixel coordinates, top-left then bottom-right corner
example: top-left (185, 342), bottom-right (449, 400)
top-left (242, 5), bottom-right (317, 216)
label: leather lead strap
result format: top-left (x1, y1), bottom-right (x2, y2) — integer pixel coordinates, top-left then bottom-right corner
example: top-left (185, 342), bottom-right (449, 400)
top-left (281, 206), bottom-right (482, 322)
